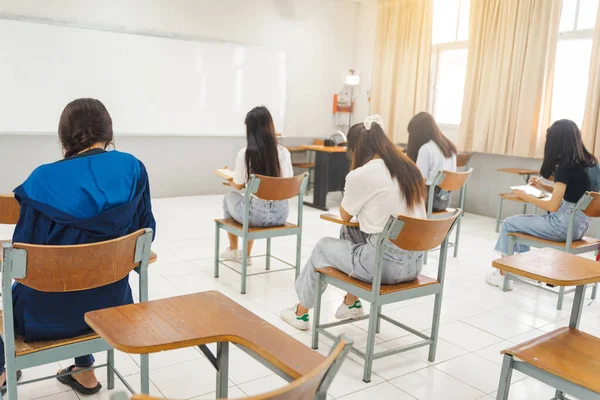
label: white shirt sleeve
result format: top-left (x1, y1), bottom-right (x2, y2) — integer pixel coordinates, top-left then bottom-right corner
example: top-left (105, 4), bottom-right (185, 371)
top-left (416, 145), bottom-right (432, 182)
top-left (341, 169), bottom-right (370, 216)
top-left (233, 149), bottom-right (247, 185)
top-left (279, 147), bottom-right (294, 178)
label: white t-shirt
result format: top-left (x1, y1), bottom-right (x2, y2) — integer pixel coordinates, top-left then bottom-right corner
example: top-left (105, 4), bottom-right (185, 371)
top-left (416, 140), bottom-right (457, 185)
top-left (233, 144), bottom-right (293, 185)
top-left (341, 159), bottom-right (426, 234)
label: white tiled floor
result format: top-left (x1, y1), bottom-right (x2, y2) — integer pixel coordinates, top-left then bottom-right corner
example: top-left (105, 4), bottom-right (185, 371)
top-left (3, 194), bottom-right (600, 400)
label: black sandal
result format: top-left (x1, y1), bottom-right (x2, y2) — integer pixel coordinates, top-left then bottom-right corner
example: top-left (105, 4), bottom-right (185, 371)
top-left (1, 370), bottom-right (23, 394)
top-left (56, 365), bottom-right (102, 395)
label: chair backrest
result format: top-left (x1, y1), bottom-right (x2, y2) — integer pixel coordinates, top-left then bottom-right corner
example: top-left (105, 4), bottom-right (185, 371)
top-left (436, 169), bottom-right (473, 192)
top-left (123, 335), bottom-right (353, 400)
top-left (387, 210), bottom-right (462, 252)
top-left (2, 228), bottom-right (153, 292)
top-left (0, 194), bottom-right (20, 225)
top-left (580, 191), bottom-right (600, 218)
top-left (250, 173), bottom-right (308, 201)
top-left (456, 153), bottom-right (472, 168)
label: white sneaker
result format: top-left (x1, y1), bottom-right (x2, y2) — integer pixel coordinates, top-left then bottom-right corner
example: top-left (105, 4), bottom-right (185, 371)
top-left (486, 269), bottom-right (513, 290)
top-left (280, 305), bottom-right (310, 331)
top-left (219, 247), bottom-right (252, 266)
top-left (335, 300), bottom-right (365, 320)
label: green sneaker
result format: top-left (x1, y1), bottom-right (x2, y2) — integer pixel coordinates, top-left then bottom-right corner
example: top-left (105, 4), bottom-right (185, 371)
top-left (280, 305), bottom-right (309, 330)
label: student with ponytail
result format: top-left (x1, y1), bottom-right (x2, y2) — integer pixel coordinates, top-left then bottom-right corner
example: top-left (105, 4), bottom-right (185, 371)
top-left (281, 115), bottom-right (427, 330)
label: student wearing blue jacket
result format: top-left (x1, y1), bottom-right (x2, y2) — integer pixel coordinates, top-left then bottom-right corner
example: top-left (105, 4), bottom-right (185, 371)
top-left (0, 98), bottom-right (156, 395)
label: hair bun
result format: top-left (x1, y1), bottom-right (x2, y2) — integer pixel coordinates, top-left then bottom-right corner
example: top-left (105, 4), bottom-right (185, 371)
top-left (364, 115), bottom-right (384, 131)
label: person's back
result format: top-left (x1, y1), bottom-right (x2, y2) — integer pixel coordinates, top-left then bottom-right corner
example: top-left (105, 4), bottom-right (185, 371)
top-left (13, 149), bottom-right (155, 340)
top-left (417, 140), bottom-right (457, 184)
top-left (2, 98), bottom-right (155, 395)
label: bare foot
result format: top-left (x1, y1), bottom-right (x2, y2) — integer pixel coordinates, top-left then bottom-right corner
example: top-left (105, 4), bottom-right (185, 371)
top-left (0, 370), bottom-right (5, 386)
top-left (58, 367), bottom-right (99, 389)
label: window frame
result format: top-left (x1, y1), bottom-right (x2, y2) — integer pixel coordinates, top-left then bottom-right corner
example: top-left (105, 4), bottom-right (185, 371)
top-left (428, 0), bottom-right (470, 127)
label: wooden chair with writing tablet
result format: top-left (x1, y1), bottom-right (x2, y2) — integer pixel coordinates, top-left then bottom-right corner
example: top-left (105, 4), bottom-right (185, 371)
top-left (503, 191), bottom-right (600, 310)
top-left (315, 210), bottom-right (461, 382)
top-left (109, 335), bottom-right (352, 400)
top-left (424, 169), bottom-right (473, 263)
top-left (215, 173), bottom-right (309, 294)
top-left (0, 228), bottom-right (154, 399)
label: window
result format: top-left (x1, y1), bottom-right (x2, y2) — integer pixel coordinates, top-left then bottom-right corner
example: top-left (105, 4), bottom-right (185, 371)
top-left (430, 0), bottom-right (470, 126)
top-left (551, 0), bottom-right (598, 127)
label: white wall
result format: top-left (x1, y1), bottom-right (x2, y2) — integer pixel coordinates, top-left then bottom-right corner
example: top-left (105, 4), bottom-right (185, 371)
top-left (0, 0), bottom-right (358, 195)
top-left (351, 1), bottom-right (378, 122)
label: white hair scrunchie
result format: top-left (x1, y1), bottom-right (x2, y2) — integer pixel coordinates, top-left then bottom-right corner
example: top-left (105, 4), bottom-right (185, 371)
top-left (363, 114), bottom-right (384, 131)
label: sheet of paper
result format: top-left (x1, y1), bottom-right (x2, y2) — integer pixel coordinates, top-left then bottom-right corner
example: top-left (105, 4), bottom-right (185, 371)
top-left (214, 169), bottom-right (234, 181)
top-left (511, 184), bottom-right (548, 199)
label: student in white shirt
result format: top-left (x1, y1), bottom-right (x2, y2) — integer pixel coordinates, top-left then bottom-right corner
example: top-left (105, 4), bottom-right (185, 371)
top-left (281, 115), bottom-right (427, 330)
top-left (220, 106), bottom-right (293, 265)
top-left (407, 112), bottom-right (457, 211)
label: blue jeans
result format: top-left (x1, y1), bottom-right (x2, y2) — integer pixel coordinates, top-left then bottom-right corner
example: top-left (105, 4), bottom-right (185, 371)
top-left (495, 200), bottom-right (591, 254)
top-left (223, 191), bottom-right (289, 227)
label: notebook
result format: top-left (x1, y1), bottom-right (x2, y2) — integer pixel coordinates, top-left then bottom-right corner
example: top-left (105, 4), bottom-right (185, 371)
top-left (511, 184), bottom-right (548, 199)
top-left (214, 168), bottom-right (234, 181)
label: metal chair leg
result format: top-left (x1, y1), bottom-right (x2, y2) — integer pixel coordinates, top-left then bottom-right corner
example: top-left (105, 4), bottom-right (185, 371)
top-left (241, 237), bottom-right (248, 294)
top-left (266, 238), bottom-right (271, 271)
top-left (496, 197), bottom-right (504, 233)
top-left (140, 353), bottom-right (150, 394)
top-left (592, 282), bottom-right (598, 300)
top-left (502, 273), bottom-right (512, 292)
top-left (5, 355), bottom-right (18, 400)
top-left (428, 292), bottom-right (443, 362)
top-left (557, 286), bottom-right (565, 311)
top-left (107, 349), bottom-right (115, 390)
top-left (295, 232), bottom-right (302, 278)
top-left (363, 302), bottom-right (379, 383)
top-left (214, 223), bottom-right (220, 278)
top-left (376, 305), bottom-right (382, 334)
top-left (453, 213), bottom-right (462, 258)
top-left (312, 274), bottom-right (324, 350)
top-left (496, 354), bottom-right (514, 400)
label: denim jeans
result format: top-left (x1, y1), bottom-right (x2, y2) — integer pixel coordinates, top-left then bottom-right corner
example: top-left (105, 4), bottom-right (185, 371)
top-left (495, 200), bottom-right (591, 254)
top-left (295, 226), bottom-right (424, 308)
top-left (223, 192), bottom-right (289, 227)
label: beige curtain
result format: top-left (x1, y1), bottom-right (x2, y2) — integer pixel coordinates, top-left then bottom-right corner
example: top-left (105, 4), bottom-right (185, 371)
top-left (459, 0), bottom-right (562, 158)
top-left (582, 5), bottom-right (600, 155)
top-left (370, 0), bottom-right (432, 143)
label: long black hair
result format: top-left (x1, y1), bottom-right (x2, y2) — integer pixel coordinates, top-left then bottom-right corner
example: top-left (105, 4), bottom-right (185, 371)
top-left (406, 112), bottom-right (457, 162)
top-left (244, 106), bottom-right (281, 179)
top-left (58, 98), bottom-right (113, 158)
top-left (347, 122), bottom-right (426, 211)
top-left (540, 119), bottom-right (597, 179)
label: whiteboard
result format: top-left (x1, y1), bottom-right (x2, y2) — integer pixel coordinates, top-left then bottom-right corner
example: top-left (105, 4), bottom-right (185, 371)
top-left (0, 19), bottom-right (287, 136)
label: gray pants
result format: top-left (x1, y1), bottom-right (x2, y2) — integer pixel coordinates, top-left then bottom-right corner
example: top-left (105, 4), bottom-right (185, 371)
top-left (295, 226), bottom-right (424, 308)
top-left (223, 191), bottom-right (289, 227)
